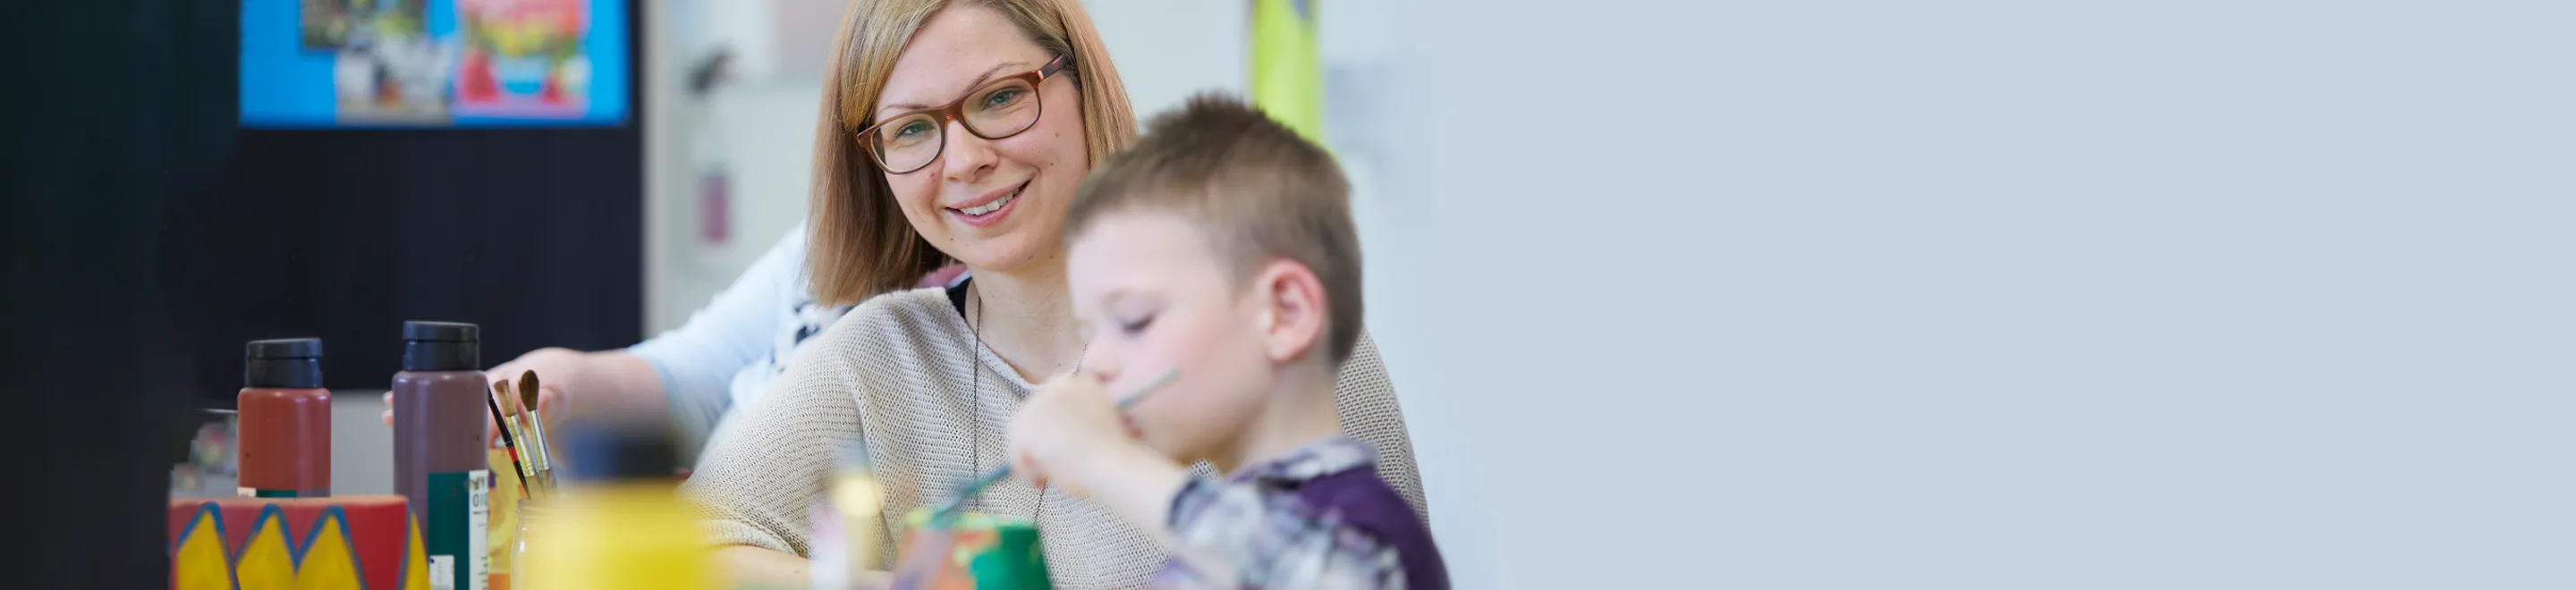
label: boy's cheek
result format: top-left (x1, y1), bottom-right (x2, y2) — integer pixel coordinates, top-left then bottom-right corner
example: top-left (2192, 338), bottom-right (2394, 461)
top-left (1128, 404), bottom-right (1198, 459)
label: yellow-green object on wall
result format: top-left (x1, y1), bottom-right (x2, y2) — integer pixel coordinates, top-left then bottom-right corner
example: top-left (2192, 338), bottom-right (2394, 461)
top-left (1252, 0), bottom-right (1325, 145)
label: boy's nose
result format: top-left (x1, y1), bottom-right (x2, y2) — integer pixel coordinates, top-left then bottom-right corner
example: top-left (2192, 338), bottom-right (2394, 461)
top-left (1078, 346), bottom-right (1117, 384)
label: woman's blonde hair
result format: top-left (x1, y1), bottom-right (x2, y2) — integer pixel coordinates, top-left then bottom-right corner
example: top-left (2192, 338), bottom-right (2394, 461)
top-left (807, 0), bottom-right (1137, 306)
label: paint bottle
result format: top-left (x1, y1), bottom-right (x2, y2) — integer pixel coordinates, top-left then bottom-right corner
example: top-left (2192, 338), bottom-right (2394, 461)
top-left (392, 321), bottom-right (491, 590)
top-left (519, 414), bottom-right (715, 590)
top-left (237, 338), bottom-right (330, 498)
top-left (811, 441), bottom-right (888, 589)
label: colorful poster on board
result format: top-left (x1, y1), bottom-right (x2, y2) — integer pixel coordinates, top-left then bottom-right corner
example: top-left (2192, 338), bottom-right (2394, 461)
top-left (242, 0), bottom-right (629, 128)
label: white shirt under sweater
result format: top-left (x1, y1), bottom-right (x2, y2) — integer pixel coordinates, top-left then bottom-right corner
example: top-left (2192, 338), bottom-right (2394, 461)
top-left (681, 287), bottom-right (1428, 589)
top-left (627, 223), bottom-right (861, 467)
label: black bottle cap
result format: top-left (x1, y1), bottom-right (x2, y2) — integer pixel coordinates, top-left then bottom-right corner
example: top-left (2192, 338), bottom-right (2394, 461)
top-left (244, 338), bottom-right (324, 389)
top-left (558, 413), bottom-right (682, 483)
top-left (400, 321), bottom-right (480, 371)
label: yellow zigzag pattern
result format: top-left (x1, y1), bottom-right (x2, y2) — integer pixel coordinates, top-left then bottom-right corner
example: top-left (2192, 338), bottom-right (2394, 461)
top-left (170, 503), bottom-right (430, 590)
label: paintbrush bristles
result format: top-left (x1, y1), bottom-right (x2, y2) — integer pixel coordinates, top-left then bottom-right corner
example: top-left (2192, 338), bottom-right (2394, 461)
top-left (519, 370), bottom-right (542, 417)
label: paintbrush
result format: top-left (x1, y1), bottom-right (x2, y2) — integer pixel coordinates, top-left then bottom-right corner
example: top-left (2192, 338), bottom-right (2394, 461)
top-left (487, 380), bottom-right (536, 497)
top-left (923, 369), bottom-right (1179, 525)
top-left (496, 376), bottom-right (551, 495)
top-left (518, 370), bottom-right (559, 493)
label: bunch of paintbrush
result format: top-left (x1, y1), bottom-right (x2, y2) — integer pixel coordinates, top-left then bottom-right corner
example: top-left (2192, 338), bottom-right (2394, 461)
top-left (487, 370), bottom-right (560, 498)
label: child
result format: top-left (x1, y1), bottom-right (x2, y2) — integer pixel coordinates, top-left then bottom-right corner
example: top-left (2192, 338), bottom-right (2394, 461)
top-left (1006, 95), bottom-right (1449, 590)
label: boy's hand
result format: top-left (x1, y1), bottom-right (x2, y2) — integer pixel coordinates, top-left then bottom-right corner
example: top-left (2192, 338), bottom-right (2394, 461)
top-left (1007, 375), bottom-right (1157, 498)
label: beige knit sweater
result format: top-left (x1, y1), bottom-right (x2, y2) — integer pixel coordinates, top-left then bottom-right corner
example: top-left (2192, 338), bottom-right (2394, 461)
top-left (681, 287), bottom-right (1426, 589)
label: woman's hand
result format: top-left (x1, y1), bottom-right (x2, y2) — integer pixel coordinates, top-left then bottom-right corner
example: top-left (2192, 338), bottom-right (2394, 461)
top-left (380, 347), bottom-right (578, 446)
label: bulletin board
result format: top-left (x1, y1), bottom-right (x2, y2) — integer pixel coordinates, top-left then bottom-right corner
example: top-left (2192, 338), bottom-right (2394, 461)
top-left (240, 0), bottom-right (631, 128)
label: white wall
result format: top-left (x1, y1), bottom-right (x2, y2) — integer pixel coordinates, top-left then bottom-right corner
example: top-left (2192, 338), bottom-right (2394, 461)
top-left (643, 0), bottom-right (833, 333)
top-left (1086, 0), bottom-right (1250, 117)
top-left (1367, 1), bottom-right (2572, 588)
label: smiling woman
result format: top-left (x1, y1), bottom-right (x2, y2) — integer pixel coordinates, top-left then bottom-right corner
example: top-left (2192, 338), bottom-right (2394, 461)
top-left (677, 0), bottom-right (1428, 588)
top-left (803, 0), bottom-right (1131, 304)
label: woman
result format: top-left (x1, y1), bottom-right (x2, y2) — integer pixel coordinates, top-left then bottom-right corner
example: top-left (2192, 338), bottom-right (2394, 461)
top-left (682, 0), bottom-right (1426, 586)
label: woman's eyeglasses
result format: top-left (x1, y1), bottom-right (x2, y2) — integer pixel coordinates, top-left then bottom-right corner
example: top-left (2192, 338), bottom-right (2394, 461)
top-left (856, 55), bottom-right (1068, 174)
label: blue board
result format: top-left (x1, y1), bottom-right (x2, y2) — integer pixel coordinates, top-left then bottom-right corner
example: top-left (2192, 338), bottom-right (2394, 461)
top-left (241, 0), bottom-right (629, 128)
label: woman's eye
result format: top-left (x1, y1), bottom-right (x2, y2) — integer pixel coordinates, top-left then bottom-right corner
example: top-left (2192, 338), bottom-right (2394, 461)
top-left (982, 88), bottom-right (1024, 108)
top-left (895, 121), bottom-right (933, 139)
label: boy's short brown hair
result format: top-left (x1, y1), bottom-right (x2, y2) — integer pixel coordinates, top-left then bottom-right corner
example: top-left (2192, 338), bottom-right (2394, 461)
top-left (1064, 94), bottom-right (1365, 366)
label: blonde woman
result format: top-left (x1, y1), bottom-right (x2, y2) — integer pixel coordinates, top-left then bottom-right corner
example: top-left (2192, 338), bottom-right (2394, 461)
top-left (681, 1), bottom-right (1426, 587)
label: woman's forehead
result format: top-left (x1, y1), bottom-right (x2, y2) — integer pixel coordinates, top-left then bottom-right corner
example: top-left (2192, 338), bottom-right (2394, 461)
top-left (877, 7), bottom-right (1047, 114)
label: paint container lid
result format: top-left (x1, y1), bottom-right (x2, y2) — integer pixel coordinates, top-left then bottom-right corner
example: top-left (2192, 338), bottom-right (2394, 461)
top-left (400, 321), bottom-right (479, 371)
top-left (558, 413), bottom-right (681, 482)
top-left (244, 338), bottom-right (325, 389)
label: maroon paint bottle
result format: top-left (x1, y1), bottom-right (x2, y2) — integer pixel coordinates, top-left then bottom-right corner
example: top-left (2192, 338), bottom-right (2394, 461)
top-left (237, 338), bottom-right (329, 498)
top-left (392, 321), bottom-right (491, 589)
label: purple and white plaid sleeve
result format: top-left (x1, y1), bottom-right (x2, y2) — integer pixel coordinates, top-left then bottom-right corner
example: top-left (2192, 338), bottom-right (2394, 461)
top-left (1154, 476), bottom-right (1409, 589)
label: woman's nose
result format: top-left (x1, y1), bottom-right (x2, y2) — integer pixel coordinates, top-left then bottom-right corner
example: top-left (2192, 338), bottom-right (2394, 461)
top-left (939, 119), bottom-right (999, 182)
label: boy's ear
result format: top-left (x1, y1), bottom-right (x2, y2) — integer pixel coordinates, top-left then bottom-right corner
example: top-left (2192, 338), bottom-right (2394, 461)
top-left (1251, 259), bottom-right (1327, 365)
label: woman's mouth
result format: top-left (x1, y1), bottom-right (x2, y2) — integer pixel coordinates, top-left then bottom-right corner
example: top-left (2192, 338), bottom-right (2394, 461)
top-left (948, 181), bottom-right (1028, 227)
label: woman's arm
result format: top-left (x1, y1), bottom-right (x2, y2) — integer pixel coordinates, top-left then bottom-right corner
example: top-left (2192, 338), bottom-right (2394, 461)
top-left (376, 348), bottom-right (661, 437)
top-left (631, 226), bottom-right (813, 458)
top-left (375, 227), bottom-right (809, 452)
top-left (715, 545), bottom-right (897, 590)
top-left (713, 546), bottom-right (811, 587)
top-left (679, 317), bottom-right (866, 583)
top-left (1332, 331), bottom-right (1430, 521)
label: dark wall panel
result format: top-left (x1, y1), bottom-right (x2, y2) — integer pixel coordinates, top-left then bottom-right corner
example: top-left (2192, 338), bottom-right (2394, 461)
top-left (162, 4), bottom-right (646, 401)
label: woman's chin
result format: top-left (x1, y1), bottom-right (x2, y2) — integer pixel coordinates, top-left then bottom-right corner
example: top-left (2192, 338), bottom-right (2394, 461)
top-left (945, 243), bottom-right (1043, 274)
top-left (944, 231), bottom-right (1063, 274)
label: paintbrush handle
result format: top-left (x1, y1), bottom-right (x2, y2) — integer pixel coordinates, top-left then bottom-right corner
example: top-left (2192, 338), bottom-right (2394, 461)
top-left (490, 384), bottom-right (538, 478)
top-left (928, 370), bottom-right (1181, 520)
top-left (934, 468), bottom-right (1017, 514)
top-left (522, 409), bottom-right (556, 489)
top-left (486, 390), bottom-right (536, 494)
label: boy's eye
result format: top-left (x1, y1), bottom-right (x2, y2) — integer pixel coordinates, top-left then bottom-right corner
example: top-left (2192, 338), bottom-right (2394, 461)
top-left (1119, 315), bottom-right (1155, 334)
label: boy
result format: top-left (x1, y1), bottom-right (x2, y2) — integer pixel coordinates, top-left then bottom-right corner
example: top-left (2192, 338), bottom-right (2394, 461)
top-left (1006, 96), bottom-right (1449, 589)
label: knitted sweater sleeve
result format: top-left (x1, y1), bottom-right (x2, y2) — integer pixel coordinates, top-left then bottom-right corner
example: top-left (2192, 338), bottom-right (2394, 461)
top-left (1335, 330), bottom-right (1432, 523)
top-left (678, 313), bottom-right (868, 556)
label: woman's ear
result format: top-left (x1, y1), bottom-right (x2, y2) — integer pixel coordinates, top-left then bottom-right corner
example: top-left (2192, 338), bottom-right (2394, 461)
top-left (1253, 259), bottom-right (1328, 364)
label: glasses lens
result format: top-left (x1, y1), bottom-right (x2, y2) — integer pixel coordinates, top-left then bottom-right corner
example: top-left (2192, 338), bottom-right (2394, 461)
top-left (962, 78), bottom-right (1042, 139)
top-left (871, 114), bottom-right (942, 173)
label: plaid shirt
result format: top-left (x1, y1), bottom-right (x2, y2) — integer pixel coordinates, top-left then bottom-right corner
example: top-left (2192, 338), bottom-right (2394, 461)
top-left (1152, 436), bottom-right (1417, 589)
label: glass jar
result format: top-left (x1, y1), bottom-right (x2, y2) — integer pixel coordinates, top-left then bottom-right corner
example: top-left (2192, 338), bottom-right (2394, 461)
top-left (512, 501), bottom-right (550, 587)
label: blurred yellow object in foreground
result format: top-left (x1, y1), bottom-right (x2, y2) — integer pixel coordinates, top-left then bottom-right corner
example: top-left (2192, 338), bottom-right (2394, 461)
top-left (486, 447), bottom-right (522, 589)
top-left (517, 412), bottom-right (712, 590)
top-left (812, 442), bottom-right (891, 589)
top-left (517, 482), bottom-right (713, 590)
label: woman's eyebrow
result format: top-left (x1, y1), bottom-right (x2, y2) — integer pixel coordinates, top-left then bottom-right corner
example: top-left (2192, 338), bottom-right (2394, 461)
top-left (877, 61), bottom-right (1027, 115)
